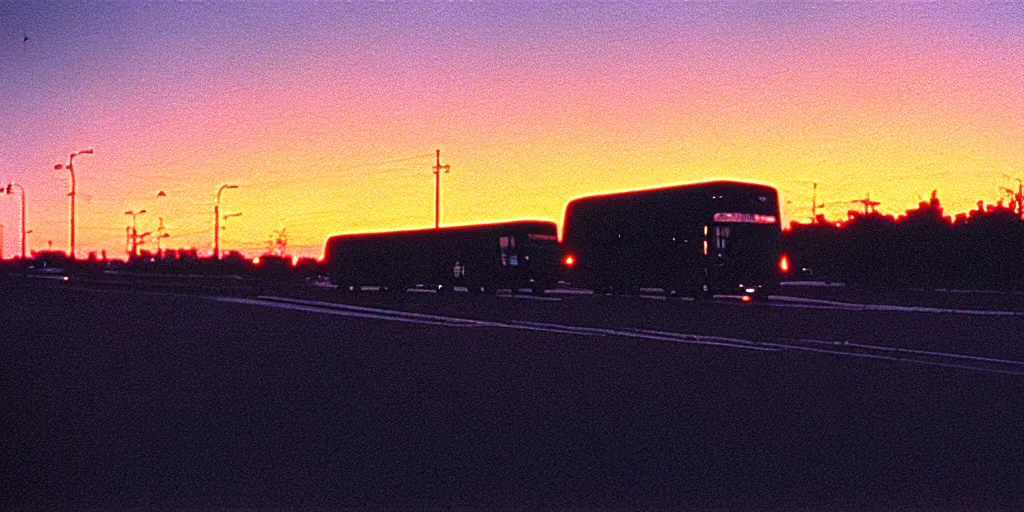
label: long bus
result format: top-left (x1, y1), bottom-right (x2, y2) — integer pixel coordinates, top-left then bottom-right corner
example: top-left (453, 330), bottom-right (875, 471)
top-left (560, 180), bottom-right (786, 299)
top-left (324, 220), bottom-right (561, 294)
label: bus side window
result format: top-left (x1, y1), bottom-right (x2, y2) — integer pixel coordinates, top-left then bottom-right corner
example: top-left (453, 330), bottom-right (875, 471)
top-left (713, 226), bottom-right (730, 250)
top-left (500, 236), bottom-right (518, 267)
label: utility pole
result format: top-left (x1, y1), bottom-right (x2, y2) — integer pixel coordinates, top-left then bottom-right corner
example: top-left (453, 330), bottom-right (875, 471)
top-left (811, 183), bottom-right (825, 223)
top-left (812, 182), bottom-right (817, 220)
top-left (432, 149), bottom-right (450, 229)
top-left (125, 210), bottom-right (146, 261)
top-left (851, 193), bottom-right (880, 216)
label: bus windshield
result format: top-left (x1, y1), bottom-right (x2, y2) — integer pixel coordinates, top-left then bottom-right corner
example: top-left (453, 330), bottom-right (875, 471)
top-left (709, 216), bottom-right (781, 280)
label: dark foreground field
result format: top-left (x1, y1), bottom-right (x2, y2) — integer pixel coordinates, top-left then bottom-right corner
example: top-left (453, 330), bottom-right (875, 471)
top-left (2, 280), bottom-right (1023, 509)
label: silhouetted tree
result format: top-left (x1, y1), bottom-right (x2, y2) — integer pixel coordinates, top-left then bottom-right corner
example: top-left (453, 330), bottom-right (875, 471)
top-left (784, 191), bottom-right (1024, 290)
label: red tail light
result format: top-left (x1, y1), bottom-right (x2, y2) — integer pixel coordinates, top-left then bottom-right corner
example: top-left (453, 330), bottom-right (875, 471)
top-left (563, 255), bottom-right (576, 267)
top-left (779, 254), bottom-right (790, 273)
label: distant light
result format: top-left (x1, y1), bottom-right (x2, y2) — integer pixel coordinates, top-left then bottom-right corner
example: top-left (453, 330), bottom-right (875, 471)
top-left (291, 255), bottom-right (299, 266)
top-left (253, 256), bottom-right (261, 265)
top-left (563, 255), bottom-right (576, 267)
top-left (779, 254), bottom-right (790, 273)
top-left (744, 287), bottom-right (757, 294)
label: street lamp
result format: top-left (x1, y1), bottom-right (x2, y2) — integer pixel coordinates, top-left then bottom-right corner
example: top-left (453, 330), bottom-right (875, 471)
top-left (214, 184), bottom-right (238, 260)
top-left (3, 182), bottom-right (26, 260)
top-left (125, 209), bottom-right (146, 260)
top-left (54, 148), bottom-right (94, 260)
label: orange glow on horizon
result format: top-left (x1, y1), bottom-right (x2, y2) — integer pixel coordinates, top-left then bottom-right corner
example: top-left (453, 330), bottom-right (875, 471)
top-left (1, 3), bottom-right (1019, 260)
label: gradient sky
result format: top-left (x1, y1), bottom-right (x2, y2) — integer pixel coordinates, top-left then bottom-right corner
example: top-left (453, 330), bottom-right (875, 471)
top-left (1, 1), bottom-right (1022, 259)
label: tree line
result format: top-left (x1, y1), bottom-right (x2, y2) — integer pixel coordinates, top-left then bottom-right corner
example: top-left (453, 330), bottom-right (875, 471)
top-left (783, 191), bottom-right (1024, 290)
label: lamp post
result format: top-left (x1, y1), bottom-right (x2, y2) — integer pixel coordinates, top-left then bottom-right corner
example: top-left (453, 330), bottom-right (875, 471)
top-left (3, 182), bottom-right (26, 259)
top-left (54, 148), bottom-right (94, 259)
top-left (214, 184), bottom-right (238, 260)
top-left (219, 212), bottom-right (242, 258)
top-left (125, 209), bottom-right (146, 260)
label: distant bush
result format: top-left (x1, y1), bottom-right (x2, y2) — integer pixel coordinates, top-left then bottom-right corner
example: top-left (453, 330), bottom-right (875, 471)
top-left (785, 194), bottom-right (1024, 290)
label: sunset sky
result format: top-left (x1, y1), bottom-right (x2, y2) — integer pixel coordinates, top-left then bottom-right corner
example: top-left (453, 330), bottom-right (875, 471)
top-left (1, 1), bottom-right (1021, 259)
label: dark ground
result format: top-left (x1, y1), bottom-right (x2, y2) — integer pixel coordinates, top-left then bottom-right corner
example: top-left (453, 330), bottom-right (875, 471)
top-left (2, 279), bottom-right (1023, 509)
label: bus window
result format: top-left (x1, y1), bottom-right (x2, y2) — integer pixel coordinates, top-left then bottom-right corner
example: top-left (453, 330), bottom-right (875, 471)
top-left (713, 226), bottom-right (730, 250)
top-left (500, 236), bottom-right (518, 267)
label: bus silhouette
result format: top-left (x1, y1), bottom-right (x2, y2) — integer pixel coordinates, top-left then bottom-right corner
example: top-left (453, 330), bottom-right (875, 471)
top-left (561, 180), bottom-right (785, 299)
top-left (324, 220), bottom-right (561, 294)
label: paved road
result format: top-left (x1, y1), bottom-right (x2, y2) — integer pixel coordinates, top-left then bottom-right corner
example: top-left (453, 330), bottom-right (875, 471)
top-left (3, 280), bottom-right (1023, 509)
